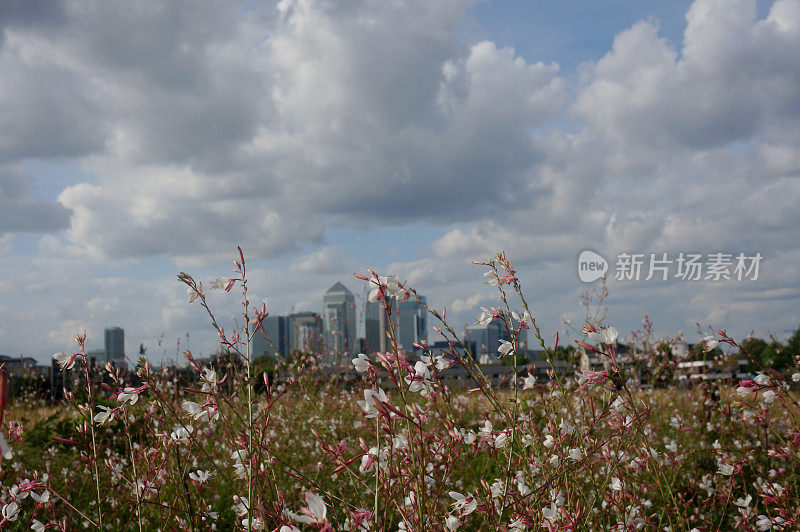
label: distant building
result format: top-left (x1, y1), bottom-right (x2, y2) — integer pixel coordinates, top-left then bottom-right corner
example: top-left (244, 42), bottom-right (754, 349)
top-left (252, 316), bottom-right (290, 358)
top-left (0, 354), bottom-right (39, 377)
top-left (104, 327), bottom-right (125, 364)
top-left (51, 359), bottom-right (67, 400)
top-left (322, 282), bottom-right (356, 365)
top-left (670, 341), bottom-right (691, 359)
top-left (431, 340), bottom-right (477, 362)
top-left (365, 299), bottom-right (384, 353)
top-left (676, 359), bottom-right (749, 382)
top-left (465, 317), bottom-right (526, 364)
top-left (365, 297), bottom-right (428, 355)
top-left (289, 311), bottom-right (323, 355)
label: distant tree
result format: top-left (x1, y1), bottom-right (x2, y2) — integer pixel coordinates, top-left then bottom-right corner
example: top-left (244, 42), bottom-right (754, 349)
top-left (786, 323), bottom-right (800, 358)
top-left (762, 341), bottom-right (791, 371)
top-left (552, 345), bottom-right (578, 365)
top-left (738, 336), bottom-right (792, 371)
top-left (501, 350), bottom-right (529, 367)
top-left (740, 337), bottom-right (768, 366)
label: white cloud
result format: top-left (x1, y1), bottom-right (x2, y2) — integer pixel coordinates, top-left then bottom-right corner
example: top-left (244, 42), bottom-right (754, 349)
top-left (0, 0), bottom-right (799, 359)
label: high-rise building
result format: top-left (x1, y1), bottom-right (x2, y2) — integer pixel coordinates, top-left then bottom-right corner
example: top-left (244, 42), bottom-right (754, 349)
top-left (465, 317), bottom-right (526, 364)
top-left (396, 297), bottom-right (427, 353)
top-left (288, 311), bottom-right (323, 355)
top-left (365, 298), bottom-right (384, 353)
top-left (104, 327), bottom-right (125, 364)
top-left (252, 316), bottom-right (290, 358)
top-left (322, 282), bottom-right (356, 365)
top-left (364, 296), bottom-right (427, 355)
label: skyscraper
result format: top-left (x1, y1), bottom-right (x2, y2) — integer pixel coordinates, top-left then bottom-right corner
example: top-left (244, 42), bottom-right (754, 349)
top-left (104, 326), bottom-right (125, 364)
top-left (252, 316), bottom-right (290, 358)
top-left (365, 296), bottom-right (427, 355)
top-left (288, 311), bottom-right (323, 355)
top-left (322, 282), bottom-right (356, 365)
top-left (465, 317), bottom-right (526, 364)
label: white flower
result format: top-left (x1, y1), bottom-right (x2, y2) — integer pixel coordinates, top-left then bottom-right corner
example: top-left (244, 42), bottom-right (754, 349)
top-left (117, 387), bottom-right (140, 405)
top-left (587, 327), bottom-right (618, 345)
top-left (444, 515), bottom-right (460, 530)
top-left (542, 502), bottom-right (559, 523)
top-left (209, 277), bottom-right (230, 290)
top-left (718, 463), bottom-right (735, 476)
top-left (449, 492), bottom-right (477, 515)
top-left (357, 388), bottom-right (388, 419)
top-left (511, 310), bottom-right (530, 325)
top-left (791, 372), bottom-right (800, 382)
top-left (30, 490), bottom-right (50, 504)
top-left (2, 501), bottom-right (18, 522)
top-left (189, 470), bottom-right (212, 483)
top-left (509, 517), bottom-right (526, 531)
top-left (762, 390), bottom-right (777, 404)
top-left (610, 477), bottom-right (623, 491)
top-left (476, 308), bottom-right (494, 325)
top-left (242, 517), bottom-right (265, 530)
top-left (754, 373), bottom-right (770, 386)
top-left (201, 367), bottom-right (219, 392)
top-left (756, 515), bottom-right (774, 530)
top-left (406, 361), bottom-right (432, 394)
top-left (231, 450), bottom-right (248, 479)
top-left (279, 526), bottom-right (300, 532)
top-left (522, 375), bottom-right (536, 390)
top-left (433, 354), bottom-right (452, 371)
top-left (182, 401), bottom-right (219, 422)
top-left (734, 494), bottom-right (752, 508)
top-left (367, 275), bottom-right (402, 303)
top-left (32, 519), bottom-right (45, 532)
top-left (170, 425), bottom-right (194, 443)
top-left (736, 386), bottom-right (752, 397)
top-left (53, 351), bottom-right (78, 370)
top-left (187, 283), bottom-right (203, 303)
top-left (292, 492), bottom-right (327, 524)
top-left (232, 496), bottom-right (249, 517)
top-left (93, 405), bottom-right (115, 425)
top-left (702, 335), bottom-right (719, 352)
top-left (498, 340), bottom-right (514, 357)
top-left (568, 448), bottom-right (582, 461)
top-left (352, 353), bottom-right (370, 373)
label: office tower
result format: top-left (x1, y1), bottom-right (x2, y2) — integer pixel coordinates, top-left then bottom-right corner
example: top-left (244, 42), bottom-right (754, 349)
top-left (252, 316), bottom-right (290, 358)
top-left (322, 282), bottom-right (356, 365)
top-left (104, 327), bottom-right (125, 363)
top-left (364, 296), bottom-right (427, 355)
top-left (395, 296), bottom-right (427, 353)
top-left (288, 311), bottom-right (323, 355)
top-left (465, 317), bottom-right (527, 363)
top-left (365, 298), bottom-right (384, 353)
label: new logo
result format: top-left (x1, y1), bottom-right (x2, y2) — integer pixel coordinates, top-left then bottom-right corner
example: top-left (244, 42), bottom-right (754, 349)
top-left (578, 250), bottom-right (608, 283)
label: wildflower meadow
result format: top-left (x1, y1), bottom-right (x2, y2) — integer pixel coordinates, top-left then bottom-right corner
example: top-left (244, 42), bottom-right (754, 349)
top-left (1, 248), bottom-right (799, 531)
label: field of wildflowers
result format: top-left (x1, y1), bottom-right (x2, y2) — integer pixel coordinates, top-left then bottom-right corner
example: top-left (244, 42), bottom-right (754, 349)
top-left (1, 248), bottom-right (798, 531)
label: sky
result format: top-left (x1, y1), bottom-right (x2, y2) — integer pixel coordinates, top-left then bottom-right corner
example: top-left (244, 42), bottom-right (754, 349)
top-left (1, 0), bottom-right (799, 364)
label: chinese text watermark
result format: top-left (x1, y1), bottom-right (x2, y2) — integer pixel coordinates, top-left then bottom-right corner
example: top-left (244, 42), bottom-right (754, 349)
top-left (578, 251), bottom-right (762, 283)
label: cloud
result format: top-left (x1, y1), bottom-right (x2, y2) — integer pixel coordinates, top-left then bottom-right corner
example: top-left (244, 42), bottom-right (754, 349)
top-left (575, 0), bottom-right (800, 154)
top-left (1, 0), bottom-right (568, 262)
top-left (290, 246), bottom-right (355, 275)
top-left (0, 166), bottom-right (71, 233)
top-left (1, 0), bottom-right (800, 359)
